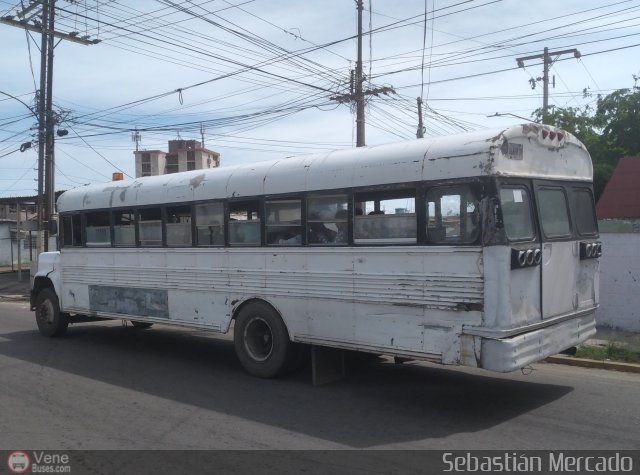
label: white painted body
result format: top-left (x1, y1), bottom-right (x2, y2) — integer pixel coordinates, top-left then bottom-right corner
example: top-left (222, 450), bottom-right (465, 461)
top-left (33, 124), bottom-right (598, 372)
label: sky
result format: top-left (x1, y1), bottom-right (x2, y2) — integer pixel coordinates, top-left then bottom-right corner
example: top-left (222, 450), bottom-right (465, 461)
top-left (0, 0), bottom-right (639, 198)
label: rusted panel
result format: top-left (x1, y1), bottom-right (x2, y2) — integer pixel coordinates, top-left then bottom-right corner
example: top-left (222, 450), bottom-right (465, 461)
top-left (480, 196), bottom-right (506, 246)
top-left (89, 285), bottom-right (168, 318)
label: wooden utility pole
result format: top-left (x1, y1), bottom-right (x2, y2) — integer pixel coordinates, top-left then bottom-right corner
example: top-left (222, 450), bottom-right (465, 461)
top-left (1, 1), bottom-right (100, 253)
top-left (36, 1), bottom-right (49, 254)
top-left (16, 202), bottom-right (22, 281)
top-left (44, 1), bottom-right (56, 251)
top-left (516, 47), bottom-right (581, 124)
top-left (200, 123), bottom-right (206, 149)
top-left (132, 128), bottom-right (141, 151)
top-left (416, 97), bottom-right (424, 138)
top-left (331, 1), bottom-right (395, 147)
top-left (355, 0), bottom-right (365, 147)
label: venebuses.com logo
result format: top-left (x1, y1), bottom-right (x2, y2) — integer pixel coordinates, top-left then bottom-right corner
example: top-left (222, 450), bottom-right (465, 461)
top-left (7, 451), bottom-right (30, 474)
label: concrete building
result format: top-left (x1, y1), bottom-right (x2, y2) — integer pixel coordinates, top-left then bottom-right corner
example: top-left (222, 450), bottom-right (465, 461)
top-left (133, 139), bottom-right (220, 178)
top-left (0, 193), bottom-right (63, 265)
top-left (0, 201), bottom-right (36, 222)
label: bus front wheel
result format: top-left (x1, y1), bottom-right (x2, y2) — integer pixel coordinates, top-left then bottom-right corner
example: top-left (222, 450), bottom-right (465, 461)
top-left (234, 302), bottom-right (293, 378)
top-left (35, 288), bottom-right (69, 337)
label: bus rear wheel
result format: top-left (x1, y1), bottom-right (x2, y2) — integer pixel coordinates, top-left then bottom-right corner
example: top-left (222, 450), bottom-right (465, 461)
top-left (35, 288), bottom-right (69, 337)
top-left (234, 301), bottom-right (293, 378)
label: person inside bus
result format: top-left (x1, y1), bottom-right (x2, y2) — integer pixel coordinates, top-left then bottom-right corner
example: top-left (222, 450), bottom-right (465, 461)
top-left (277, 233), bottom-right (302, 245)
top-left (308, 222), bottom-right (336, 244)
top-left (333, 209), bottom-right (349, 244)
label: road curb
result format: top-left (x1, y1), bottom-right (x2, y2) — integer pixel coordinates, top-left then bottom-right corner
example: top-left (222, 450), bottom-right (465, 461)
top-left (546, 354), bottom-right (640, 374)
top-left (0, 295), bottom-right (29, 302)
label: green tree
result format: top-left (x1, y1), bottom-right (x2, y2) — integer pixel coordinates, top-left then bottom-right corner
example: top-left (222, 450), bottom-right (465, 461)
top-left (531, 78), bottom-right (640, 201)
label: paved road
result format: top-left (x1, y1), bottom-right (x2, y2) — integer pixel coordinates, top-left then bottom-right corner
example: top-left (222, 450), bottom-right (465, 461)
top-left (1, 300), bottom-right (639, 451)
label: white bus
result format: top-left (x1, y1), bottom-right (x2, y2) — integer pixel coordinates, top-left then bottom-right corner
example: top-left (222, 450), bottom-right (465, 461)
top-left (31, 124), bottom-right (600, 379)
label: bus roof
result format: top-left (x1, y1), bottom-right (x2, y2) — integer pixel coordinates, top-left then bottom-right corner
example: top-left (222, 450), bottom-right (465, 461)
top-left (58, 123), bottom-right (592, 212)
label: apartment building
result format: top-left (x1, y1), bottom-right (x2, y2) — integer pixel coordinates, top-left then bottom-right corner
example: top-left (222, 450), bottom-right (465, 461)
top-left (133, 139), bottom-right (220, 178)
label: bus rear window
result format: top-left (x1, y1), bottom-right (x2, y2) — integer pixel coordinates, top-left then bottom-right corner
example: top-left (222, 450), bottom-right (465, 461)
top-left (499, 187), bottom-right (534, 241)
top-left (573, 189), bottom-right (597, 236)
top-left (538, 188), bottom-right (571, 238)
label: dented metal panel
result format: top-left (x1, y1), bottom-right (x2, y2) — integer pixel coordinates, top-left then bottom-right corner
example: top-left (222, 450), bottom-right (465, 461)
top-left (88, 285), bottom-right (168, 318)
top-left (479, 312), bottom-right (596, 372)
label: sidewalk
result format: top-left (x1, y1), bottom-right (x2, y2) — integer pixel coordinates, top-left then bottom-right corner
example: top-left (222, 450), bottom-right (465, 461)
top-left (0, 269), bottom-right (31, 301)
top-left (1, 270), bottom-right (638, 373)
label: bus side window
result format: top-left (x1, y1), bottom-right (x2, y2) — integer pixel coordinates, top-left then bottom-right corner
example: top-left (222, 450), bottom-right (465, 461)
top-left (85, 211), bottom-right (111, 247)
top-left (354, 190), bottom-right (416, 244)
top-left (166, 204), bottom-right (192, 246)
top-left (61, 215), bottom-right (82, 247)
top-left (195, 202), bottom-right (224, 246)
top-left (427, 186), bottom-right (479, 244)
top-left (113, 209), bottom-right (136, 247)
top-left (138, 208), bottom-right (162, 247)
top-left (265, 199), bottom-right (302, 246)
top-left (229, 201), bottom-right (261, 246)
top-left (307, 194), bottom-right (347, 245)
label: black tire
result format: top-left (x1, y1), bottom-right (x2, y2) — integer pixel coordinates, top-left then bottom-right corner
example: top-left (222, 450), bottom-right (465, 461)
top-left (130, 321), bottom-right (154, 329)
top-left (35, 288), bottom-right (69, 337)
top-left (234, 301), bottom-right (293, 378)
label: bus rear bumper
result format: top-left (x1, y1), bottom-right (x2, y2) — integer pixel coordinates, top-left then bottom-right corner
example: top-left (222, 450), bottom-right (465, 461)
top-left (478, 312), bottom-right (597, 373)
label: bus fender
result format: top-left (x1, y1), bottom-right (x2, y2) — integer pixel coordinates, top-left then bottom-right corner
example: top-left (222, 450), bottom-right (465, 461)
top-left (231, 297), bottom-right (292, 339)
top-left (30, 252), bottom-right (62, 310)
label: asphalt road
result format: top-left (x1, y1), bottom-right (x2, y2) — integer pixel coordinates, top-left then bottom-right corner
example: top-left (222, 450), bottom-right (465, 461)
top-left (1, 300), bottom-right (639, 451)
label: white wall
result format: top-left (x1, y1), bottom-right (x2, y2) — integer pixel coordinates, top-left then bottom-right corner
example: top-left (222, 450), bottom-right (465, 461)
top-left (596, 232), bottom-right (640, 332)
top-left (0, 224), bottom-right (35, 267)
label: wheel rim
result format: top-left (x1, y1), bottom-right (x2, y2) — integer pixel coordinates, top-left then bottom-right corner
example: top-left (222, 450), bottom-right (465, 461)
top-left (37, 300), bottom-right (55, 325)
top-left (243, 316), bottom-right (274, 362)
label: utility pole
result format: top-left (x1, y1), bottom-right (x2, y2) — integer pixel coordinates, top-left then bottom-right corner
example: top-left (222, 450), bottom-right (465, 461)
top-left (416, 97), bottom-right (424, 139)
top-left (36, 2), bottom-right (49, 254)
top-left (1, 1), bottom-right (100, 253)
top-left (44, 1), bottom-right (56, 252)
top-left (131, 128), bottom-right (141, 151)
top-left (331, 1), bottom-right (395, 147)
top-left (16, 201), bottom-right (22, 281)
top-left (516, 47), bottom-right (581, 124)
top-left (200, 123), bottom-right (206, 148)
top-left (355, 0), bottom-right (365, 147)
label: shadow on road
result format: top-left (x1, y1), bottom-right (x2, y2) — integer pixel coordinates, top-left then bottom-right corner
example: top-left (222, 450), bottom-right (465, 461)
top-left (0, 322), bottom-right (573, 448)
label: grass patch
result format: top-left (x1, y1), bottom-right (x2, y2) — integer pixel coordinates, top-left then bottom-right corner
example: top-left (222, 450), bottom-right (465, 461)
top-left (575, 342), bottom-right (640, 364)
